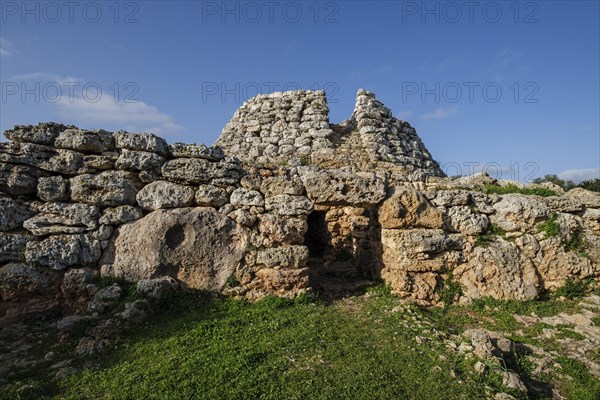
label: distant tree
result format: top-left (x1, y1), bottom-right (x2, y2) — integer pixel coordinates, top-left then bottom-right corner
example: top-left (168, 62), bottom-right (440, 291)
top-left (532, 174), bottom-right (576, 191)
top-left (578, 178), bottom-right (600, 192)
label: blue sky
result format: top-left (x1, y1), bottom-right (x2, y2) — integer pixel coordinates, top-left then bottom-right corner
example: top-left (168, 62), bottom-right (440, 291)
top-left (1, 0), bottom-right (599, 182)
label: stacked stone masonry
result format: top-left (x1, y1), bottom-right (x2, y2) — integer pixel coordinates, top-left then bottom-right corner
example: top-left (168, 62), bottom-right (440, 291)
top-left (1, 89), bottom-right (599, 313)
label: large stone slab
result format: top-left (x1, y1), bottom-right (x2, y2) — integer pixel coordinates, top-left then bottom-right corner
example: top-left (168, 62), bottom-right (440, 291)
top-left (70, 171), bottom-right (143, 207)
top-left (102, 207), bottom-right (248, 290)
top-left (23, 203), bottom-right (100, 236)
top-left (54, 128), bottom-right (115, 154)
top-left (298, 167), bottom-right (386, 206)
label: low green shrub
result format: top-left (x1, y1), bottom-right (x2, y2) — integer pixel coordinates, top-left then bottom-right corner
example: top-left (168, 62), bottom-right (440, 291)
top-left (537, 213), bottom-right (561, 238)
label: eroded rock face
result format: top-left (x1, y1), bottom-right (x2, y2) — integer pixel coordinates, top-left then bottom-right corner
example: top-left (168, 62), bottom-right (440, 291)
top-left (37, 176), bottom-right (69, 202)
top-left (491, 195), bottom-right (550, 232)
top-left (0, 232), bottom-right (33, 262)
top-left (454, 239), bottom-right (539, 301)
top-left (103, 207), bottom-right (248, 290)
top-left (379, 187), bottom-right (443, 229)
top-left (0, 196), bottom-right (36, 232)
top-left (0, 162), bottom-right (45, 196)
top-left (113, 131), bottom-right (169, 158)
top-left (299, 167), bottom-right (386, 206)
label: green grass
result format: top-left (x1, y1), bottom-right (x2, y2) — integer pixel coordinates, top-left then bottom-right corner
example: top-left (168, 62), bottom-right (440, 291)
top-left (537, 213), bottom-right (561, 239)
top-left (556, 356), bottom-right (600, 400)
top-left (475, 224), bottom-right (506, 247)
top-left (483, 184), bottom-right (557, 197)
top-left (2, 286), bottom-right (598, 400)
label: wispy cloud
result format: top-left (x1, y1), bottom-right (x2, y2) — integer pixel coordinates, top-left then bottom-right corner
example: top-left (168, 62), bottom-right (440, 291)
top-left (420, 106), bottom-right (458, 120)
top-left (55, 96), bottom-right (185, 136)
top-left (395, 110), bottom-right (413, 119)
top-left (0, 37), bottom-right (13, 56)
top-left (10, 72), bottom-right (184, 136)
top-left (558, 168), bottom-right (600, 183)
top-left (10, 72), bottom-right (82, 85)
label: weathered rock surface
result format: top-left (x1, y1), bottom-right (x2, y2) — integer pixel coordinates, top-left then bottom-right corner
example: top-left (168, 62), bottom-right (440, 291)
top-left (169, 143), bottom-right (224, 160)
top-left (230, 188), bottom-right (264, 208)
top-left (195, 184), bottom-right (229, 207)
top-left (70, 171), bottom-right (143, 207)
top-left (258, 214), bottom-right (307, 245)
top-left (379, 187), bottom-right (443, 229)
top-left (0, 196), bottom-right (36, 231)
top-left (23, 203), bottom-right (100, 236)
top-left (99, 206), bottom-right (144, 225)
top-left (54, 129), bottom-right (114, 154)
top-left (255, 246), bottom-right (309, 268)
top-left (136, 181), bottom-right (195, 211)
top-left (0, 263), bottom-right (61, 300)
top-left (0, 162), bottom-right (45, 196)
top-left (115, 149), bottom-right (166, 172)
top-left (25, 234), bottom-right (101, 270)
top-left (0, 232), bottom-right (32, 262)
top-left (490, 194), bottom-right (550, 232)
top-left (37, 176), bottom-right (69, 202)
top-left (102, 207), bottom-right (248, 290)
top-left (455, 239), bottom-right (539, 301)
top-left (299, 167), bottom-right (386, 206)
top-left (3, 122), bottom-right (70, 145)
top-left (113, 131), bottom-right (169, 157)
top-left (265, 195), bottom-right (313, 216)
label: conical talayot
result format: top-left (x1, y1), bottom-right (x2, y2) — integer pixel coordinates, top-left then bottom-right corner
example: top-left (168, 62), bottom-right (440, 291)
top-left (215, 89), bottom-right (445, 178)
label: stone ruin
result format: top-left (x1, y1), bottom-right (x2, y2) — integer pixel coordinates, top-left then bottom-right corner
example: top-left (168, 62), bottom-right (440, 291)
top-left (1, 89), bottom-right (599, 323)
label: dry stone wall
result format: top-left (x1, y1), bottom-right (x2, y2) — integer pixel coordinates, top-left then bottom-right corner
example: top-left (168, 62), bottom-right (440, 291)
top-left (1, 89), bottom-right (599, 320)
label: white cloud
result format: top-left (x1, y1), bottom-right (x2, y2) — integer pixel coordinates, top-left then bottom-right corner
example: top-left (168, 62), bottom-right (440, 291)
top-left (55, 96), bottom-right (184, 136)
top-left (558, 168), bottom-right (600, 183)
top-left (395, 110), bottom-right (413, 119)
top-left (420, 106), bottom-right (458, 120)
top-left (0, 38), bottom-right (13, 56)
top-left (437, 53), bottom-right (469, 71)
top-left (9, 72), bottom-right (82, 85)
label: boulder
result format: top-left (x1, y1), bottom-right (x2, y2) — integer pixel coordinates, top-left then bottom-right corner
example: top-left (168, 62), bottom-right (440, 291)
top-left (565, 187), bottom-right (600, 208)
top-left (0, 196), bottom-right (36, 231)
top-left (444, 206), bottom-right (489, 235)
top-left (113, 131), bottom-right (169, 157)
top-left (54, 129), bottom-right (114, 154)
top-left (0, 262), bottom-right (62, 301)
top-left (83, 154), bottom-right (115, 170)
top-left (61, 267), bottom-right (98, 298)
top-left (454, 239), bottom-right (539, 301)
top-left (299, 167), bottom-right (386, 206)
top-left (265, 195), bottom-right (313, 216)
top-left (99, 206), bottom-right (144, 225)
top-left (137, 276), bottom-right (178, 301)
top-left (490, 194), bottom-right (550, 232)
top-left (379, 187), bottom-right (443, 229)
top-left (102, 207), bottom-right (248, 290)
top-left (539, 196), bottom-right (584, 213)
top-left (115, 149), bottom-right (166, 172)
top-left (430, 190), bottom-right (472, 207)
top-left (37, 176), bottom-right (69, 202)
top-left (195, 184), bottom-right (229, 207)
top-left (25, 234), bottom-right (102, 270)
top-left (136, 181), bottom-right (195, 211)
top-left (3, 122), bottom-right (70, 145)
top-left (23, 203), bottom-right (100, 236)
top-left (70, 171), bottom-right (143, 207)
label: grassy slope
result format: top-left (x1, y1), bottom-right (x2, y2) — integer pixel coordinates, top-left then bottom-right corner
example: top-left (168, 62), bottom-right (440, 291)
top-left (3, 286), bottom-right (599, 400)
